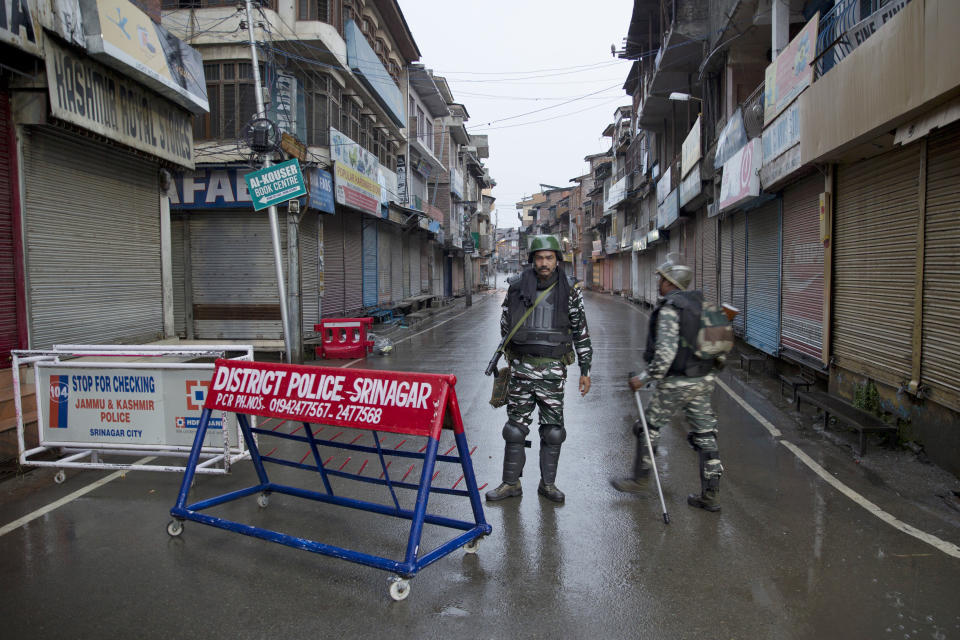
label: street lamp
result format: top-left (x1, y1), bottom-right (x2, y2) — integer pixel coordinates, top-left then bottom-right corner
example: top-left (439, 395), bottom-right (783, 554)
top-left (669, 92), bottom-right (702, 102)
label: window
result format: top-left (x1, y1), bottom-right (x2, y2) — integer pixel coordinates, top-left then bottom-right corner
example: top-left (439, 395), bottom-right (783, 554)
top-left (194, 60), bottom-right (262, 141)
top-left (298, 0), bottom-right (329, 22)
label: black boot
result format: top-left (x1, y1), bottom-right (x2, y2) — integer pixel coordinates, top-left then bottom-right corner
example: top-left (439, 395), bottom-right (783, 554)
top-left (486, 443), bottom-right (525, 502)
top-left (687, 451), bottom-right (721, 512)
top-left (538, 443), bottom-right (565, 503)
top-left (610, 435), bottom-right (654, 493)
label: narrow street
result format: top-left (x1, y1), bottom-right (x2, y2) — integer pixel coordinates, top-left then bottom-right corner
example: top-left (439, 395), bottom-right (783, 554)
top-left (1, 279), bottom-right (958, 639)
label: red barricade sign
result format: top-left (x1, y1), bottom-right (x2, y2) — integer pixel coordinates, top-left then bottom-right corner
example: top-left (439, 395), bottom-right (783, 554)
top-left (204, 359), bottom-right (456, 439)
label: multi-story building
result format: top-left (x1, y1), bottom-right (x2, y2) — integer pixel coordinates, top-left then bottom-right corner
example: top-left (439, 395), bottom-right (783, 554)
top-left (619, 0), bottom-right (960, 474)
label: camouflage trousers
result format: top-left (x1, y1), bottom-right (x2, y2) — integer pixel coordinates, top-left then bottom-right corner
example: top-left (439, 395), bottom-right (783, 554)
top-left (642, 376), bottom-right (723, 481)
top-left (506, 360), bottom-right (567, 434)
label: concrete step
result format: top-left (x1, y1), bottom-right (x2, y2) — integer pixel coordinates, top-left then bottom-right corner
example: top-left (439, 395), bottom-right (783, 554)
top-left (0, 409), bottom-right (38, 461)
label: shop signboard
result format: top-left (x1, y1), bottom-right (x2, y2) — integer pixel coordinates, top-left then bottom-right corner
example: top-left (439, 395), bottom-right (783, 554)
top-left (657, 188), bottom-right (680, 229)
top-left (715, 108), bottom-right (747, 170)
top-left (330, 127), bottom-right (379, 182)
top-left (656, 171), bottom-right (671, 204)
top-left (306, 167), bottom-right (335, 214)
top-left (44, 37), bottom-right (195, 167)
top-left (719, 138), bottom-right (762, 212)
top-left (763, 12), bottom-right (818, 123)
top-left (79, 0), bottom-right (208, 113)
top-left (244, 159), bottom-right (307, 211)
top-left (170, 167), bottom-right (252, 208)
top-left (344, 19), bottom-right (404, 127)
top-left (679, 164), bottom-right (702, 208)
top-left (1, 0), bottom-right (40, 56)
top-left (332, 161), bottom-right (381, 216)
top-left (395, 154), bottom-right (408, 205)
top-left (681, 116), bottom-right (701, 178)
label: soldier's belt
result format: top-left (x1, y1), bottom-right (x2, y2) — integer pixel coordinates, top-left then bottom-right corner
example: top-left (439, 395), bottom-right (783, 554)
top-left (516, 354), bottom-right (561, 367)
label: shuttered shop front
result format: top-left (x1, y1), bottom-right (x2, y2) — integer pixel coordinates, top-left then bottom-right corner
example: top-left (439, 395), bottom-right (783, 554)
top-left (781, 173), bottom-right (825, 361)
top-left (745, 200), bottom-right (780, 354)
top-left (322, 212), bottom-right (365, 318)
top-left (22, 127), bottom-right (162, 348)
top-left (612, 253), bottom-right (623, 292)
top-left (921, 123), bottom-right (960, 411)
top-left (731, 211), bottom-right (746, 336)
top-left (390, 227), bottom-right (404, 302)
top-left (378, 224), bottom-right (393, 304)
top-left (361, 217), bottom-right (378, 308)
top-left (720, 216), bottom-right (732, 312)
top-left (181, 213), bottom-right (288, 339)
top-left (0, 91), bottom-right (19, 363)
top-left (700, 211), bottom-right (718, 305)
top-left (834, 144), bottom-right (920, 386)
top-left (407, 234), bottom-right (421, 296)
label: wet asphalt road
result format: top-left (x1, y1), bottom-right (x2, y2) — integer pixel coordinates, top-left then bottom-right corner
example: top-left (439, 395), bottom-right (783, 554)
top-left (1, 274), bottom-right (959, 639)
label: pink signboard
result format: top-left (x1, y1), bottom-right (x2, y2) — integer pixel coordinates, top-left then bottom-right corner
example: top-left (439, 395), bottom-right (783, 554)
top-left (719, 138), bottom-right (762, 212)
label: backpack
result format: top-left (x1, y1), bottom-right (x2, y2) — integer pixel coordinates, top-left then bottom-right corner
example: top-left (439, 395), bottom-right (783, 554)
top-left (693, 303), bottom-right (735, 359)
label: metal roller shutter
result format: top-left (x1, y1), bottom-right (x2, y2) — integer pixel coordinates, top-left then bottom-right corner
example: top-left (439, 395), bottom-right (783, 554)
top-left (745, 199), bottom-right (781, 354)
top-left (300, 213), bottom-right (319, 336)
top-left (621, 252), bottom-right (631, 294)
top-left (781, 174), bottom-right (825, 361)
top-left (22, 127), bottom-right (162, 348)
top-left (343, 213), bottom-right (363, 315)
top-left (613, 253), bottom-right (623, 292)
top-left (378, 224), bottom-right (392, 304)
top-left (720, 215), bottom-right (732, 311)
top-left (701, 212), bottom-right (718, 305)
top-left (323, 213), bottom-right (345, 317)
top-left (361, 217), bottom-right (378, 308)
top-left (190, 212), bottom-right (286, 338)
top-left (408, 234), bottom-right (421, 296)
top-left (732, 211), bottom-right (746, 336)
top-left (834, 144), bottom-right (920, 386)
top-left (391, 227), bottom-right (404, 302)
top-left (921, 123), bottom-right (960, 410)
top-left (433, 246), bottom-right (443, 296)
top-left (592, 260), bottom-right (602, 289)
top-left (0, 92), bottom-right (19, 363)
top-left (172, 216), bottom-right (186, 337)
top-left (420, 240), bottom-right (429, 294)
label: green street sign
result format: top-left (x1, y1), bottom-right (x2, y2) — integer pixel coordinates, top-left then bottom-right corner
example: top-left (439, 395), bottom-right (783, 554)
top-left (244, 159), bottom-right (307, 211)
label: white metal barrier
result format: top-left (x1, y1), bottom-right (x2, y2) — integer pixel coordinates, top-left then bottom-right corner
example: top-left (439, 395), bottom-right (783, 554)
top-left (12, 344), bottom-right (255, 483)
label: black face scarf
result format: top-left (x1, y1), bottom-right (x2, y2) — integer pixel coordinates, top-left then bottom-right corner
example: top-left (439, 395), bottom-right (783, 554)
top-left (517, 259), bottom-right (571, 324)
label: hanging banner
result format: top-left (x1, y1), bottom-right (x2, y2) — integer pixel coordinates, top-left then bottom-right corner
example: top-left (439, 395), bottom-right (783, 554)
top-left (681, 116), bottom-right (701, 178)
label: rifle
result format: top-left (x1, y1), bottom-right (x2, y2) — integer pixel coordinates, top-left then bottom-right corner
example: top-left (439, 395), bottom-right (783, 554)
top-left (483, 282), bottom-right (557, 376)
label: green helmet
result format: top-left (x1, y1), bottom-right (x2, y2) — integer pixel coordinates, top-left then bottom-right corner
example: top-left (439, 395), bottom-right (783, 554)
top-left (657, 253), bottom-right (693, 290)
top-left (527, 235), bottom-right (563, 263)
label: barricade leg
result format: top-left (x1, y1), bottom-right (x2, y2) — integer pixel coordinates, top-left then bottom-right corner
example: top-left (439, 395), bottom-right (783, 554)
top-left (237, 414), bottom-right (271, 487)
top-left (303, 422), bottom-right (334, 495)
top-left (403, 436), bottom-right (440, 575)
top-left (173, 408), bottom-right (212, 511)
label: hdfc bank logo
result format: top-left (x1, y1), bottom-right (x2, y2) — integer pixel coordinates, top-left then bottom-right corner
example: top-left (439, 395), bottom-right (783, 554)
top-left (186, 380), bottom-right (210, 411)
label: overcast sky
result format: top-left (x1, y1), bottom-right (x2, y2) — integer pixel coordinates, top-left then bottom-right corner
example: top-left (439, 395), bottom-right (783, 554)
top-left (397, 0), bottom-right (635, 229)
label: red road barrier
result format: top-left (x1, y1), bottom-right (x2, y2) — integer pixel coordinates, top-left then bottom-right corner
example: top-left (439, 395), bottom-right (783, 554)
top-left (314, 318), bottom-right (374, 359)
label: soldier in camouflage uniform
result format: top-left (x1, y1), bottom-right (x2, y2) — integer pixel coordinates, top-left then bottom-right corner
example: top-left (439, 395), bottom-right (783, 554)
top-left (611, 254), bottom-right (724, 512)
top-left (486, 235), bottom-right (592, 504)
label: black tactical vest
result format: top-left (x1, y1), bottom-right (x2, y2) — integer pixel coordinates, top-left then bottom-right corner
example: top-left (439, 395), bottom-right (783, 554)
top-left (506, 276), bottom-right (573, 358)
top-left (644, 290), bottom-right (713, 377)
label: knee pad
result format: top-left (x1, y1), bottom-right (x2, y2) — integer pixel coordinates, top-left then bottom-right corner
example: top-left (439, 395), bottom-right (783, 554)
top-left (687, 430), bottom-right (718, 451)
top-left (502, 421), bottom-right (527, 444)
top-left (539, 424), bottom-right (567, 445)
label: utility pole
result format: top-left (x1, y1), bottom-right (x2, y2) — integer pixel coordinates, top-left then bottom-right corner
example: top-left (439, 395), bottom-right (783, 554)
top-left (244, 0), bottom-right (293, 363)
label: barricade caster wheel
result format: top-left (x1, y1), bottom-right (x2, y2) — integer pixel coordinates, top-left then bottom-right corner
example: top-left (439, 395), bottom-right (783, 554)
top-left (464, 538), bottom-right (480, 554)
top-left (166, 519), bottom-right (184, 537)
top-left (389, 577), bottom-right (411, 601)
top-left (257, 492), bottom-right (270, 508)
top-left (54, 470), bottom-right (66, 484)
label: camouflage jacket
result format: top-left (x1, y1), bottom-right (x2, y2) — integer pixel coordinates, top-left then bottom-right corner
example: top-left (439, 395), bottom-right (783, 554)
top-left (501, 280), bottom-right (593, 379)
top-left (644, 305), bottom-right (718, 386)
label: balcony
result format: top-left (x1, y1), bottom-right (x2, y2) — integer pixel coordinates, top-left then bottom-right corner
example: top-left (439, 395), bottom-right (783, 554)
top-left (814, 0), bottom-right (913, 79)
